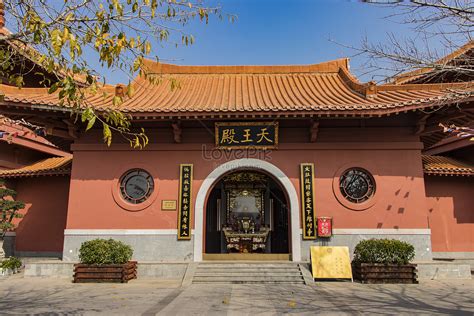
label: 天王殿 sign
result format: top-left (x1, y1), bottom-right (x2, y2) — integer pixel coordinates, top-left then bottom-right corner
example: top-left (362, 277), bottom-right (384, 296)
top-left (215, 122), bottom-right (278, 149)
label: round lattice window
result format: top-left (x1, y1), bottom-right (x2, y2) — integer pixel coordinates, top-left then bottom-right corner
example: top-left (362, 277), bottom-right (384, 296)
top-left (119, 169), bottom-right (154, 204)
top-left (339, 168), bottom-right (376, 204)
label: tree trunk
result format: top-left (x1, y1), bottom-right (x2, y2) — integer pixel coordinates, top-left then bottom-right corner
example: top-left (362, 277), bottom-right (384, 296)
top-left (0, 238), bottom-right (5, 260)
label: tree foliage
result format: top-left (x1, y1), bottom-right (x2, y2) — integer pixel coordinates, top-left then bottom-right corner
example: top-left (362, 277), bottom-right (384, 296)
top-left (351, 0), bottom-right (473, 83)
top-left (349, 1), bottom-right (474, 141)
top-left (0, 179), bottom-right (24, 237)
top-left (0, 0), bottom-right (230, 147)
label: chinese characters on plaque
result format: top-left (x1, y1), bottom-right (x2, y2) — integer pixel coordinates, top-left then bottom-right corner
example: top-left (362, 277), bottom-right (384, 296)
top-left (300, 163), bottom-right (316, 239)
top-left (215, 122), bottom-right (278, 149)
top-left (178, 164), bottom-right (193, 240)
top-left (317, 217), bottom-right (333, 237)
top-left (310, 246), bottom-right (353, 280)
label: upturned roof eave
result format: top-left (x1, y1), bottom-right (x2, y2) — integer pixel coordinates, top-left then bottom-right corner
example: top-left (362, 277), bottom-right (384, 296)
top-left (422, 155), bottom-right (474, 177)
top-left (0, 156), bottom-right (72, 178)
top-left (392, 41), bottom-right (474, 85)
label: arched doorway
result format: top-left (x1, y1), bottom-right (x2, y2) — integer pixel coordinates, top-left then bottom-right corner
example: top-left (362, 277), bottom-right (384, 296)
top-left (205, 170), bottom-right (290, 256)
top-left (194, 159), bottom-right (301, 262)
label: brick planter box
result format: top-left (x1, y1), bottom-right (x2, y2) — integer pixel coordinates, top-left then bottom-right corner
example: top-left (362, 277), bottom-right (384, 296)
top-left (73, 261), bottom-right (137, 283)
top-left (0, 268), bottom-right (17, 277)
top-left (353, 263), bottom-right (418, 284)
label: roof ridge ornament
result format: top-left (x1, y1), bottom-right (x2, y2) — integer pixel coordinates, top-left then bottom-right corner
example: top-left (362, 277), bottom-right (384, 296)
top-left (365, 81), bottom-right (377, 98)
top-left (115, 84), bottom-right (125, 98)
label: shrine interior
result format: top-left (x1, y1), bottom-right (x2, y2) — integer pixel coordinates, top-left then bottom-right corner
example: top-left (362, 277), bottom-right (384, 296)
top-left (205, 170), bottom-right (290, 255)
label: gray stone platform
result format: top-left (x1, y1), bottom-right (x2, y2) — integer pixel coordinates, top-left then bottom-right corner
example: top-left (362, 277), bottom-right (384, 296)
top-left (22, 260), bottom-right (472, 281)
top-left (24, 261), bottom-right (189, 281)
top-left (415, 261), bottom-right (472, 280)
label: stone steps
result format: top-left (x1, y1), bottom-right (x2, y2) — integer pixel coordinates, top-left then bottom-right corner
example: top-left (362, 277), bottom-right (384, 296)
top-left (192, 262), bottom-right (305, 284)
top-left (199, 261), bottom-right (297, 268)
top-left (195, 273), bottom-right (303, 277)
top-left (195, 268), bottom-right (301, 273)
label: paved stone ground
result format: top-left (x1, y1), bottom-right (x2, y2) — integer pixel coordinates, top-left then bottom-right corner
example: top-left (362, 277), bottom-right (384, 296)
top-left (0, 275), bottom-right (472, 315)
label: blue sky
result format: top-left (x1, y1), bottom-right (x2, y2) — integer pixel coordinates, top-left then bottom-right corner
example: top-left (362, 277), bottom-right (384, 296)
top-left (100, 0), bottom-right (449, 84)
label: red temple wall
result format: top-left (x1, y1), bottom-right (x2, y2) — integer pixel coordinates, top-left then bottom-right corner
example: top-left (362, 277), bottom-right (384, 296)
top-left (12, 176), bottom-right (70, 253)
top-left (425, 176), bottom-right (474, 253)
top-left (65, 125), bottom-right (429, 231)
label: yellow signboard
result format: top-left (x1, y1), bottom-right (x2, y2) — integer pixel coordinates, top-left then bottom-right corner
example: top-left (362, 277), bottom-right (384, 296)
top-left (310, 246), bottom-right (353, 280)
top-left (161, 200), bottom-right (177, 210)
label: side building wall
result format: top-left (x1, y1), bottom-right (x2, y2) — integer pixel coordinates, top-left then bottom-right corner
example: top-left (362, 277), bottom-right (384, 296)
top-left (9, 176), bottom-right (70, 257)
top-left (425, 175), bottom-right (474, 258)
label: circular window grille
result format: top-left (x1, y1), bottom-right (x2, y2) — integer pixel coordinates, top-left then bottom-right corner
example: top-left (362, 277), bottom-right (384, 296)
top-left (339, 168), bottom-right (376, 204)
top-left (119, 169), bottom-right (154, 204)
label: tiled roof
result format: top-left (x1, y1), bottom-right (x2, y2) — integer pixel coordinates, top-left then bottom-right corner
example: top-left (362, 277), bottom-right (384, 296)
top-left (0, 59), bottom-right (472, 117)
top-left (393, 41), bottom-right (474, 85)
top-left (422, 155), bottom-right (474, 176)
top-left (0, 157), bottom-right (72, 178)
top-left (0, 115), bottom-right (70, 156)
top-left (0, 115), bottom-right (55, 147)
top-left (0, 23), bottom-right (88, 86)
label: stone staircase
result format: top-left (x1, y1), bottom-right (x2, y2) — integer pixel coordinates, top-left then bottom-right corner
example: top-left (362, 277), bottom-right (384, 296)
top-left (192, 262), bottom-right (307, 284)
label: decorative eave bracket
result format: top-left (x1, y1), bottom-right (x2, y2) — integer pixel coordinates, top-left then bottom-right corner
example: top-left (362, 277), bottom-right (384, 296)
top-left (172, 121), bottom-right (182, 143)
top-left (309, 120), bottom-right (319, 143)
top-left (415, 114), bottom-right (430, 135)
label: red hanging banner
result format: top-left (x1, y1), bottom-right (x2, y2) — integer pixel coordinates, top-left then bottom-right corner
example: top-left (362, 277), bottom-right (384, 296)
top-left (317, 217), bottom-right (332, 237)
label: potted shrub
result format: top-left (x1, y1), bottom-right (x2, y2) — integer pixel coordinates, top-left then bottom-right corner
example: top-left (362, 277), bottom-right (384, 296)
top-left (0, 256), bottom-right (22, 277)
top-left (352, 239), bottom-right (418, 284)
top-left (73, 238), bottom-right (137, 283)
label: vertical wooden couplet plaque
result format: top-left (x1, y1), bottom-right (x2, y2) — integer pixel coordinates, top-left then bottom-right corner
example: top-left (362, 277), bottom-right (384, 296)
top-left (300, 163), bottom-right (316, 240)
top-left (178, 164), bottom-right (193, 240)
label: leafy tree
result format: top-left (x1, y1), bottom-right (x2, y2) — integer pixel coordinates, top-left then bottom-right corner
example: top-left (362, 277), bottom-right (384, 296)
top-left (0, 179), bottom-right (24, 235)
top-left (0, 0), bottom-right (230, 147)
top-left (0, 179), bottom-right (24, 259)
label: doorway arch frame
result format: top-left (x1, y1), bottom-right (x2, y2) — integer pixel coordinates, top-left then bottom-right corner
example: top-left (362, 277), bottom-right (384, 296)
top-left (194, 158), bottom-right (301, 262)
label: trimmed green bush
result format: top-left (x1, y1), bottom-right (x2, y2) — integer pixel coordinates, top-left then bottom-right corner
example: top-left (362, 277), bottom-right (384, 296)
top-left (1, 257), bottom-right (22, 270)
top-left (353, 238), bottom-right (415, 265)
top-left (79, 239), bottom-right (133, 264)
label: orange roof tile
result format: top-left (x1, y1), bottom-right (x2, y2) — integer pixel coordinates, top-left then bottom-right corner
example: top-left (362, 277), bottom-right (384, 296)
top-left (422, 155), bottom-right (474, 176)
top-left (0, 157), bottom-right (72, 178)
top-left (0, 59), bottom-right (472, 117)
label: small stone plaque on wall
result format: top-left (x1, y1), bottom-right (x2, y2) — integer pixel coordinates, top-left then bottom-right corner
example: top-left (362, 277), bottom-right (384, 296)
top-left (161, 200), bottom-right (177, 211)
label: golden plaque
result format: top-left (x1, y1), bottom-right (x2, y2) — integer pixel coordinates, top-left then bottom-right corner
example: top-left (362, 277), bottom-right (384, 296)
top-left (161, 200), bottom-right (177, 210)
top-left (310, 246), bottom-right (353, 280)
